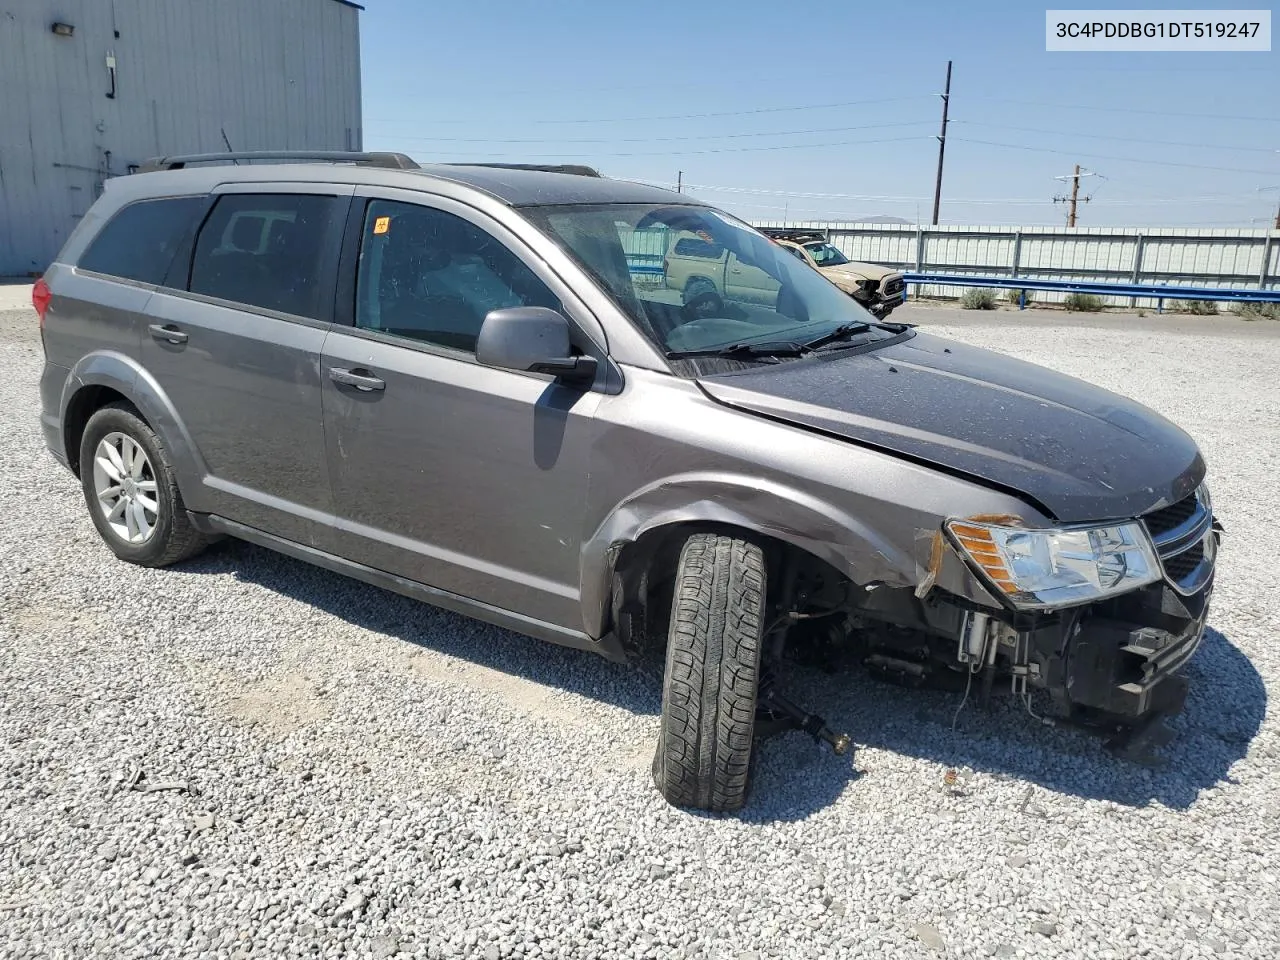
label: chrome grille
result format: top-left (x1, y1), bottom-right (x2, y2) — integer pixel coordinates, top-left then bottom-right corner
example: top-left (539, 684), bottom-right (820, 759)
top-left (1142, 487), bottom-right (1215, 596)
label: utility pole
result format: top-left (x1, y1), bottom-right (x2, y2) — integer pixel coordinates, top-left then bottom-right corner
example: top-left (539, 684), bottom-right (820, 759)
top-left (931, 60), bottom-right (952, 226)
top-left (676, 171), bottom-right (682, 194)
top-left (1053, 165), bottom-right (1103, 227)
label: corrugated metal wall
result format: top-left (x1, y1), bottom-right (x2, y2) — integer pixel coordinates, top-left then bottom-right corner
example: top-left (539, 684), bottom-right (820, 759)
top-left (753, 221), bottom-right (1279, 305)
top-left (0, 0), bottom-right (362, 276)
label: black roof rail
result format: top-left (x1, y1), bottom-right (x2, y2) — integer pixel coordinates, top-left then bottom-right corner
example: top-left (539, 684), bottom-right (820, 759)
top-left (758, 227), bottom-right (829, 243)
top-left (137, 151), bottom-right (420, 173)
top-left (450, 162), bottom-right (603, 178)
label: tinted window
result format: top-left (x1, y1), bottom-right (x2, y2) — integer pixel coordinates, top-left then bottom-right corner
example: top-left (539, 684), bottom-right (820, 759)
top-left (189, 194), bottom-right (340, 319)
top-left (354, 199), bottom-right (560, 353)
top-left (673, 236), bottom-right (725, 259)
top-left (78, 197), bottom-right (204, 285)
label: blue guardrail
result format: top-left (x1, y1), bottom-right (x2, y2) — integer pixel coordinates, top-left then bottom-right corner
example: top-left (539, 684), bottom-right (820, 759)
top-left (904, 273), bottom-right (1280, 310)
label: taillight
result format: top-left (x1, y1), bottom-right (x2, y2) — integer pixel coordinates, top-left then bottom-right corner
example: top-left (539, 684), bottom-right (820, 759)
top-left (32, 278), bottom-right (52, 327)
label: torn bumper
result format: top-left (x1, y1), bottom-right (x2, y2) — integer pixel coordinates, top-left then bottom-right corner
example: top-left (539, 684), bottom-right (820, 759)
top-left (922, 500), bottom-right (1219, 723)
top-left (1026, 571), bottom-right (1214, 721)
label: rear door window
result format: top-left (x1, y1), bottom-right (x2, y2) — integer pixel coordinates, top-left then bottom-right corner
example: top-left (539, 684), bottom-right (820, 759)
top-left (189, 194), bottom-right (342, 319)
top-left (672, 236), bottom-right (725, 259)
top-left (77, 196), bottom-right (205, 285)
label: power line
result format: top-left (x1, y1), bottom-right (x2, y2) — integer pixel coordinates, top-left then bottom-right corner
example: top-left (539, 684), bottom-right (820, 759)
top-left (366, 95), bottom-right (935, 127)
top-left (968, 97), bottom-right (1280, 124)
top-left (367, 94), bottom-right (1280, 130)
top-left (644, 181), bottom-right (1266, 206)
top-left (951, 138), bottom-right (1280, 175)
top-left (384, 134), bottom-right (935, 161)
top-left (954, 120), bottom-right (1280, 154)
top-left (363, 119), bottom-right (936, 146)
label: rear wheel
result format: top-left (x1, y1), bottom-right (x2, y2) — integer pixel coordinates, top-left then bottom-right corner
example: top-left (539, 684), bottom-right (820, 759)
top-left (653, 533), bottom-right (766, 812)
top-left (79, 403), bottom-right (211, 567)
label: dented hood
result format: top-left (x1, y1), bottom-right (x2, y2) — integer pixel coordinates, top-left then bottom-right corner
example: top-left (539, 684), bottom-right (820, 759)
top-left (696, 331), bottom-right (1205, 523)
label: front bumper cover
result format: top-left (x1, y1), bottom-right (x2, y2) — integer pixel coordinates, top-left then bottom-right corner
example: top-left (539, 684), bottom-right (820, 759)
top-left (1029, 569), bottom-right (1214, 722)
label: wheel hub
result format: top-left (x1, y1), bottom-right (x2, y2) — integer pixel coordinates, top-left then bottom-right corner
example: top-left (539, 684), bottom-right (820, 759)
top-left (91, 431), bottom-right (160, 544)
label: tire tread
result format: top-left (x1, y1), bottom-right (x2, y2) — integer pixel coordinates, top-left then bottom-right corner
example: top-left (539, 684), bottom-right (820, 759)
top-left (654, 533), bottom-right (765, 812)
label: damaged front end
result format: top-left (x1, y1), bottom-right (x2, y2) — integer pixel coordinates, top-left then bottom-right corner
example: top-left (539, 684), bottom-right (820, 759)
top-left (804, 485), bottom-right (1220, 762)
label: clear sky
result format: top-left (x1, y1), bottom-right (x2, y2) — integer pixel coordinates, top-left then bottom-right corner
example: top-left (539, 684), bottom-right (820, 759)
top-left (358, 0), bottom-right (1279, 228)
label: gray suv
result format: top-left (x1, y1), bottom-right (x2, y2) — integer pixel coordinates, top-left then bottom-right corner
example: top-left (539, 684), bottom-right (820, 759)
top-left (36, 152), bottom-right (1219, 812)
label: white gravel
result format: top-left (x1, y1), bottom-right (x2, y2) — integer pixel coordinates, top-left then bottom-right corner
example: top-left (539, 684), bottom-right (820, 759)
top-left (3, 299), bottom-right (1279, 960)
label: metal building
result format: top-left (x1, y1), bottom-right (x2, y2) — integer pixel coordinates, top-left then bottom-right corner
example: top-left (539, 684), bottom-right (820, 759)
top-left (0, 0), bottom-right (363, 276)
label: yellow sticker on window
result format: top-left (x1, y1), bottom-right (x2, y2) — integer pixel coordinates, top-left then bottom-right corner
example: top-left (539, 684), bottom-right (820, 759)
top-left (373, 216), bottom-right (391, 235)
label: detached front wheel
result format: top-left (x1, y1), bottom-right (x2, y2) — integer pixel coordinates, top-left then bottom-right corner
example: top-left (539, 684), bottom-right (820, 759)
top-left (653, 533), bottom-right (766, 812)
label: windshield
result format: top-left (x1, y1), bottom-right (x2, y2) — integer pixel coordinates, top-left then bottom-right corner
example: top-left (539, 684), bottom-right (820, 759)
top-left (519, 202), bottom-right (893, 367)
top-left (804, 242), bottom-right (851, 267)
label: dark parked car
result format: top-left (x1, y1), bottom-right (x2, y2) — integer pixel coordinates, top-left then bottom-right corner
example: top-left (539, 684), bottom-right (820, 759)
top-left (36, 152), bottom-right (1219, 812)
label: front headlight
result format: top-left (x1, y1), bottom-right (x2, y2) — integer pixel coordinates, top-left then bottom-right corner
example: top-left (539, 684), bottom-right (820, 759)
top-left (946, 519), bottom-right (1162, 610)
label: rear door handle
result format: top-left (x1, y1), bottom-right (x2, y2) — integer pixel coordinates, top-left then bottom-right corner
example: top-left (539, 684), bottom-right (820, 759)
top-left (329, 367), bottom-right (386, 392)
top-left (148, 323), bottom-right (188, 345)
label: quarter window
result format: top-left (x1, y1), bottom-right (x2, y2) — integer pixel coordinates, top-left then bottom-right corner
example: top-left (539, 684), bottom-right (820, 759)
top-left (77, 196), bottom-right (205, 285)
top-left (189, 194), bottom-right (341, 319)
top-left (354, 199), bottom-right (560, 353)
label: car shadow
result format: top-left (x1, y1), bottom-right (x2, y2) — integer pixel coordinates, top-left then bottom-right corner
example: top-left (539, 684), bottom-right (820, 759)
top-left (181, 539), bottom-right (662, 717)
top-left (773, 626), bottom-right (1265, 816)
top-left (181, 541), bottom-right (1264, 819)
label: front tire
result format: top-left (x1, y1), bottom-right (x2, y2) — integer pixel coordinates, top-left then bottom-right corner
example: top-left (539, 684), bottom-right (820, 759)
top-left (79, 403), bottom-right (210, 567)
top-left (653, 534), bottom-right (766, 812)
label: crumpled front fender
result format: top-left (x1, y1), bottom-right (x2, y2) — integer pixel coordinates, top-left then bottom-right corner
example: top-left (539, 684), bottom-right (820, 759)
top-left (580, 471), bottom-right (920, 638)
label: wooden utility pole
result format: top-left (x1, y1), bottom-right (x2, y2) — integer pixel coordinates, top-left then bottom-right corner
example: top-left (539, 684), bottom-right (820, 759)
top-left (1054, 165), bottom-right (1102, 227)
top-left (931, 60), bottom-right (952, 226)
top-left (1068, 164), bottom-right (1082, 227)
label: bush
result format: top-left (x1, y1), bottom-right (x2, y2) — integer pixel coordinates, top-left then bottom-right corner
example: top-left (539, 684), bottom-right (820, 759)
top-left (961, 289), bottom-right (998, 310)
top-left (1063, 293), bottom-right (1104, 313)
top-left (1006, 288), bottom-right (1033, 306)
top-left (1170, 299), bottom-right (1218, 316)
top-left (1231, 302), bottom-right (1280, 321)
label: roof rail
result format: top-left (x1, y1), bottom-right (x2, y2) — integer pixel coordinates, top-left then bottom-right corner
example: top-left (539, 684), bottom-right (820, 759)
top-left (137, 151), bottom-right (420, 173)
top-left (450, 162), bottom-right (603, 178)
top-left (758, 227), bottom-right (829, 243)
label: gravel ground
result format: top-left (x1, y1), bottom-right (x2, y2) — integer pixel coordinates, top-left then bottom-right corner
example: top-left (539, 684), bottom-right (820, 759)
top-left (3, 298), bottom-right (1279, 960)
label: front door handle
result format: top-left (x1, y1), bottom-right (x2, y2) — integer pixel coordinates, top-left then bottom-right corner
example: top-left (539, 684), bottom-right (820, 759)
top-left (148, 323), bottom-right (188, 345)
top-left (329, 367), bottom-right (386, 392)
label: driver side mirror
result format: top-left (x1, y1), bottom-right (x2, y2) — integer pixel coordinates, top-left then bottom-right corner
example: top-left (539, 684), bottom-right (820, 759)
top-left (476, 307), bottom-right (598, 386)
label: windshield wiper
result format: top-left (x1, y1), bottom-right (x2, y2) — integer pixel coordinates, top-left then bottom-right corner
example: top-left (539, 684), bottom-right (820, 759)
top-left (802, 322), bottom-right (872, 351)
top-left (665, 339), bottom-right (813, 362)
